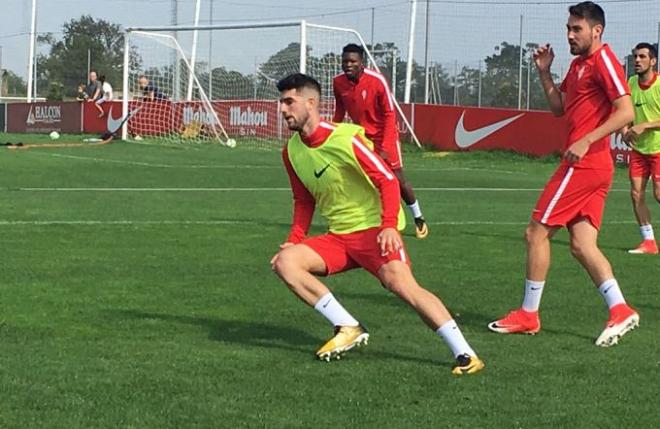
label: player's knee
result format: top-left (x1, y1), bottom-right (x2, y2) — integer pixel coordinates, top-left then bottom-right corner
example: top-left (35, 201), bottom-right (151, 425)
top-left (631, 187), bottom-right (644, 204)
top-left (653, 187), bottom-right (660, 203)
top-left (524, 224), bottom-right (543, 245)
top-left (271, 249), bottom-right (300, 278)
top-left (569, 238), bottom-right (589, 259)
top-left (379, 263), bottom-right (417, 301)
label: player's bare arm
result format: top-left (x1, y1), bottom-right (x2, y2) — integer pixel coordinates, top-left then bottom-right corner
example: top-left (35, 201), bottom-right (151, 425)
top-left (626, 119), bottom-right (660, 141)
top-left (565, 95), bottom-right (634, 163)
top-left (535, 44), bottom-right (564, 116)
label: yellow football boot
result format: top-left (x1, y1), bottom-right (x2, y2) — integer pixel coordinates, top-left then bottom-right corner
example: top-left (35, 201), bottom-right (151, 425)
top-left (316, 325), bottom-right (369, 362)
top-left (451, 354), bottom-right (485, 375)
top-left (414, 217), bottom-right (429, 239)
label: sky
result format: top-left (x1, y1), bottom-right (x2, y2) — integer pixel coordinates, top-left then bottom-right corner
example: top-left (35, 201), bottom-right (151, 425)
top-left (1, 0), bottom-right (659, 85)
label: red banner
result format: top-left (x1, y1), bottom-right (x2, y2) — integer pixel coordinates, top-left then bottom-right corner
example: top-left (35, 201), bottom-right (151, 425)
top-left (403, 103), bottom-right (630, 164)
top-left (83, 99), bottom-right (288, 140)
top-left (405, 104), bottom-right (566, 157)
top-left (7, 102), bottom-right (82, 133)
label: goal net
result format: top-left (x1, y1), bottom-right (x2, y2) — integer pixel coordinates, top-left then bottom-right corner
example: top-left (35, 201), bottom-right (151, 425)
top-left (123, 21), bottom-right (418, 148)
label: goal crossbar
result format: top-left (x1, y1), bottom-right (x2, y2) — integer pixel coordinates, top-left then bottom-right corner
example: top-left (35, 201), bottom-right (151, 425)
top-left (123, 20), bottom-right (420, 147)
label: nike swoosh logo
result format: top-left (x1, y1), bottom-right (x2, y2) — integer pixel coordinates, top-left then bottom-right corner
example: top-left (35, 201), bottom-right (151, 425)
top-left (454, 111), bottom-right (525, 148)
top-left (106, 106), bottom-right (124, 133)
top-left (314, 163), bottom-right (331, 178)
top-left (106, 106), bottom-right (142, 133)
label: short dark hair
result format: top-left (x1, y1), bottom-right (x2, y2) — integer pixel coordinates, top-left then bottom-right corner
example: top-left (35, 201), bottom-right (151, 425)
top-left (342, 43), bottom-right (365, 59)
top-left (634, 42), bottom-right (658, 59)
top-left (569, 2), bottom-right (605, 28)
top-left (99, 75), bottom-right (106, 83)
top-left (276, 73), bottom-right (321, 96)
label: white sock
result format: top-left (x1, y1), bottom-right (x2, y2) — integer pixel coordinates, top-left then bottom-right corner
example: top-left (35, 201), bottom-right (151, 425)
top-left (640, 224), bottom-right (655, 241)
top-left (314, 293), bottom-right (359, 327)
top-left (598, 279), bottom-right (626, 309)
top-left (407, 200), bottom-right (423, 219)
top-left (435, 319), bottom-right (476, 358)
top-left (521, 279), bottom-right (545, 312)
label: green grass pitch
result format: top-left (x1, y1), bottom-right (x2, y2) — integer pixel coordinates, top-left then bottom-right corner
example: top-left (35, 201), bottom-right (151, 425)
top-left (1, 133), bottom-right (658, 427)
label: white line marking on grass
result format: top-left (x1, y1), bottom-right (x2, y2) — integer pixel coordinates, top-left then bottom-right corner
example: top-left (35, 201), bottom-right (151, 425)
top-left (34, 152), bottom-right (281, 169)
top-left (429, 220), bottom-right (636, 225)
top-left (14, 187), bottom-right (291, 191)
top-left (8, 187), bottom-right (632, 192)
top-left (0, 220), bottom-right (251, 226)
top-left (30, 153), bottom-right (533, 174)
top-left (420, 167), bottom-right (523, 174)
top-left (0, 219), bottom-right (637, 226)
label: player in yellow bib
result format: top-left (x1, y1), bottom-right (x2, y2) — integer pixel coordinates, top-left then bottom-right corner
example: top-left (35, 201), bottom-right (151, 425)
top-left (270, 73), bottom-right (484, 375)
top-left (623, 43), bottom-right (660, 254)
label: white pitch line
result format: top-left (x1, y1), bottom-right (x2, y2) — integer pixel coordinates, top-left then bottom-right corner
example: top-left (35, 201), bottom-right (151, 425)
top-left (35, 152), bottom-right (281, 169)
top-left (0, 219), bottom-right (637, 226)
top-left (7, 187), bottom-right (632, 192)
top-left (0, 220), bottom-right (251, 226)
top-left (13, 187), bottom-right (291, 192)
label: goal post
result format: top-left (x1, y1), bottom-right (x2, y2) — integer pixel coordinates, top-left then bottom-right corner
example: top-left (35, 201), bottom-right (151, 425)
top-left (122, 29), bottom-right (230, 144)
top-left (122, 20), bottom-right (420, 147)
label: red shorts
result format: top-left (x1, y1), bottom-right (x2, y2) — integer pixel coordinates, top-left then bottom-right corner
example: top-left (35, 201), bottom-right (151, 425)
top-left (532, 164), bottom-right (612, 230)
top-left (300, 227), bottom-right (410, 278)
top-left (629, 150), bottom-right (660, 182)
top-left (373, 139), bottom-right (403, 171)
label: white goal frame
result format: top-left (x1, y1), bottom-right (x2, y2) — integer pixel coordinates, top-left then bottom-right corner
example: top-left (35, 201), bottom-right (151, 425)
top-left (123, 20), bottom-right (420, 147)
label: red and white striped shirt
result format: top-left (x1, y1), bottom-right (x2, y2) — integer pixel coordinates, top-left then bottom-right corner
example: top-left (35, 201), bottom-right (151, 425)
top-left (332, 69), bottom-right (399, 151)
top-left (282, 120), bottom-right (400, 244)
top-left (560, 43), bottom-right (630, 169)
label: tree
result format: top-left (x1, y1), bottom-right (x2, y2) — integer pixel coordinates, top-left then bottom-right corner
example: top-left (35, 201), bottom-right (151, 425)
top-left (260, 42), bottom-right (304, 82)
top-left (476, 41), bottom-right (557, 110)
top-left (1, 70), bottom-right (27, 97)
top-left (37, 15), bottom-right (139, 98)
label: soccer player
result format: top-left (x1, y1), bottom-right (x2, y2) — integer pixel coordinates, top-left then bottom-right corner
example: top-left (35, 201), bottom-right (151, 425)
top-left (621, 43), bottom-right (660, 254)
top-left (138, 76), bottom-right (167, 101)
top-left (488, 2), bottom-right (639, 347)
top-left (333, 44), bottom-right (429, 239)
top-left (271, 73), bottom-right (484, 375)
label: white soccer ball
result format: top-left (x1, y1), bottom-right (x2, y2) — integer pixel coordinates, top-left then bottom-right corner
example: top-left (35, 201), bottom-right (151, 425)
top-left (226, 138), bottom-right (237, 148)
top-left (134, 134), bottom-right (143, 141)
top-left (49, 131), bottom-right (60, 140)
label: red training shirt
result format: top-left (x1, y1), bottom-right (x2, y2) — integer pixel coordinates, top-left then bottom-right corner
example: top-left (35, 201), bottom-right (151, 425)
top-left (332, 69), bottom-right (399, 150)
top-left (282, 120), bottom-right (400, 244)
top-left (559, 43), bottom-right (630, 169)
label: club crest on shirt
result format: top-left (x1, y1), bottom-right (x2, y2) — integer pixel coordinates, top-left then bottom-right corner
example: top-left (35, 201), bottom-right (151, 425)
top-left (361, 89), bottom-right (367, 100)
top-left (577, 65), bottom-right (587, 80)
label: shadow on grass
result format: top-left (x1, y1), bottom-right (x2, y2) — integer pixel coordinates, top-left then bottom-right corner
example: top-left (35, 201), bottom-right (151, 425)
top-left (461, 230), bottom-right (635, 253)
top-left (635, 303), bottom-right (660, 312)
top-left (109, 309), bottom-right (442, 366)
